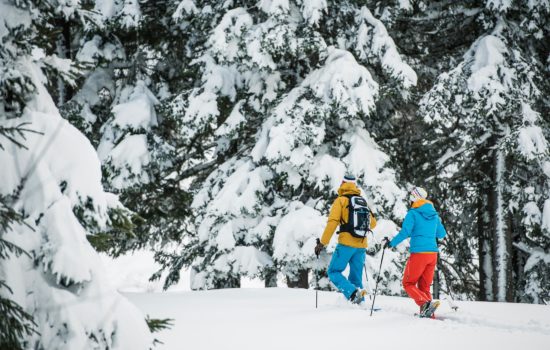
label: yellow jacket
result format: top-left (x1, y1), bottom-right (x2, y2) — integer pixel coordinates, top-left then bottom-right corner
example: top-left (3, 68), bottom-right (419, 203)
top-left (320, 182), bottom-right (377, 248)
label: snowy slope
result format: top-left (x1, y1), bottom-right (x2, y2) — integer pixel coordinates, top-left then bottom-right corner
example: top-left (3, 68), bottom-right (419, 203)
top-left (126, 288), bottom-right (549, 350)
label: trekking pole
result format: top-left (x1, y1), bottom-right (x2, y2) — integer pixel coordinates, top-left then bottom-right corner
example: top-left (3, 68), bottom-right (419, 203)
top-left (315, 238), bottom-right (320, 309)
top-left (363, 253), bottom-right (372, 300)
top-left (370, 237), bottom-right (388, 316)
top-left (315, 255), bottom-right (319, 309)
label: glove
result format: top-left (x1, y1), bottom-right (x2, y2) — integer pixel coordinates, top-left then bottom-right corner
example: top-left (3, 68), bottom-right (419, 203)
top-left (382, 237), bottom-right (391, 249)
top-left (314, 239), bottom-right (324, 257)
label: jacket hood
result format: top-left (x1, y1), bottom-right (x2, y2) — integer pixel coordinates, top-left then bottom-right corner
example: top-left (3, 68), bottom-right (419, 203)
top-left (338, 182), bottom-right (361, 196)
top-left (412, 200), bottom-right (438, 220)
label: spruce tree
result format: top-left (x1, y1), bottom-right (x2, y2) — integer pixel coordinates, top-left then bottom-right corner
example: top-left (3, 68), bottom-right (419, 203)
top-left (418, 0), bottom-right (550, 302)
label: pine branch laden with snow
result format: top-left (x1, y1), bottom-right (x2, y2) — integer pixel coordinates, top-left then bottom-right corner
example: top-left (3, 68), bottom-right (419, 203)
top-left (298, 1), bottom-right (418, 95)
top-left (0, 2), bottom-right (152, 348)
top-left (63, 0), bottom-right (158, 194)
top-left (57, 0), bottom-right (166, 185)
top-left (419, 11), bottom-right (550, 302)
top-left (57, 0), bottom-right (199, 256)
top-left (98, 80), bottom-right (159, 190)
top-left (352, 6), bottom-right (417, 90)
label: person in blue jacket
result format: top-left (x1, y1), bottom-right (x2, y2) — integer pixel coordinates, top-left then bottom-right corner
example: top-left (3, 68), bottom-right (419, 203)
top-left (385, 187), bottom-right (447, 317)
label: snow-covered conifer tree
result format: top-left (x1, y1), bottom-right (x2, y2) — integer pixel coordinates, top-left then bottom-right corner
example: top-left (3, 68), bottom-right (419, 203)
top-left (419, 0), bottom-right (550, 302)
top-left (177, 1), bottom-right (414, 292)
top-left (0, 1), bottom-right (152, 347)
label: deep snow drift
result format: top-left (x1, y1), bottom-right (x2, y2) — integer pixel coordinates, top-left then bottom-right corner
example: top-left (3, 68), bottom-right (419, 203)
top-left (126, 288), bottom-right (549, 350)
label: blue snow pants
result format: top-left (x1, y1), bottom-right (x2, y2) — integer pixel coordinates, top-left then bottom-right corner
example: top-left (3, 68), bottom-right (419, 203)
top-left (327, 244), bottom-right (366, 300)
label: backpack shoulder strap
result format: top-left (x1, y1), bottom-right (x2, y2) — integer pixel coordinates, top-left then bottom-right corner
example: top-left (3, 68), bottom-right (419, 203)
top-left (339, 195), bottom-right (355, 230)
top-left (337, 195), bottom-right (355, 204)
top-left (340, 194), bottom-right (355, 204)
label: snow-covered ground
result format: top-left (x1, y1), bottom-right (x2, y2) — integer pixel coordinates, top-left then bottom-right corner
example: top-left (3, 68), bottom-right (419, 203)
top-left (100, 250), bottom-right (265, 292)
top-left (100, 251), bottom-right (190, 292)
top-left (126, 288), bottom-right (550, 350)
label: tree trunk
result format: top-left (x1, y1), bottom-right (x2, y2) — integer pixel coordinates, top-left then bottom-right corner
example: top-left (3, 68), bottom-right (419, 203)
top-left (477, 150), bottom-right (494, 301)
top-left (492, 150), bottom-right (513, 302)
top-left (509, 211), bottom-right (527, 302)
top-left (264, 269), bottom-right (278, 288)
top-left (55, 18), bottom-right (74, 105)
top-left (286, 269), bottom-right (309, 289)
top-left (213, 275), bottom-right (240, 289)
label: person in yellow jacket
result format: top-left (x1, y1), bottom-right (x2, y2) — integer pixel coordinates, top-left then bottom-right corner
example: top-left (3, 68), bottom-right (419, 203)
top-left (314, 174), bottom-right (377, 304)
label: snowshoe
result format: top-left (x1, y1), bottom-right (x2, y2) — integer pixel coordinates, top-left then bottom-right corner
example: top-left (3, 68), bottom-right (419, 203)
top-left (419, 300), bottom-right (440, 318)
top-left (350, 289), bottom-right (367, 304)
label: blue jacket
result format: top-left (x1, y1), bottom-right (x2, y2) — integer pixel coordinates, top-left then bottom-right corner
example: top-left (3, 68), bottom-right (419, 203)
top-left (389, 201), bottom-right (447, 253)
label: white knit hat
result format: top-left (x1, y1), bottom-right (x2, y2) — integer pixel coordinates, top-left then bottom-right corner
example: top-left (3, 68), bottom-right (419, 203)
top-left (409, 187), bottom-right (428, 202)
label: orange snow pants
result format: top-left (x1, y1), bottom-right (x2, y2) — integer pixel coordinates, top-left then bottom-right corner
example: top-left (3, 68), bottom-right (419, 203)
top-left (402, 253), bottom-right (438, 306)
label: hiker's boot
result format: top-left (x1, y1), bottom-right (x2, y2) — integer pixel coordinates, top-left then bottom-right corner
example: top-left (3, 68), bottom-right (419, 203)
top-left (350, 289), bottom-right (367, 304)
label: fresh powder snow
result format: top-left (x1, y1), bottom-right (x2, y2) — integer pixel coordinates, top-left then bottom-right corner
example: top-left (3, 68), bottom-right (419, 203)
top-left (126, 288), bottom-right (550, 350)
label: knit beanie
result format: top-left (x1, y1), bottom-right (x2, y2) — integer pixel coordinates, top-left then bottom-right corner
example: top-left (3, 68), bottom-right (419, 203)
top-left (342, 174), bottom-right (356, 184)
top-left (409, 187), bottom-right (428, 202)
